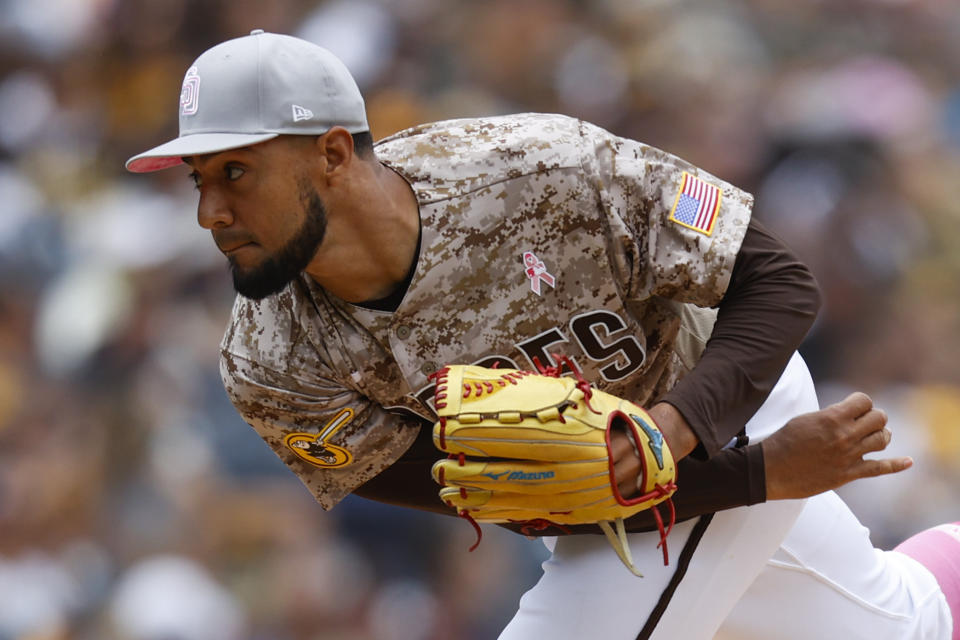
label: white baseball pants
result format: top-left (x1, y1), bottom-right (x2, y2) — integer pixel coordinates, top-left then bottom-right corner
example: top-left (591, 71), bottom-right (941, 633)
top-left (497, 352), bottom-right (953, 640)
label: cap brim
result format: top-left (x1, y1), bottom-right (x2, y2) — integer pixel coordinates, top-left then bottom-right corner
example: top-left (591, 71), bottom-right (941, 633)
top-left (125, 132), bottom-right (281, 173)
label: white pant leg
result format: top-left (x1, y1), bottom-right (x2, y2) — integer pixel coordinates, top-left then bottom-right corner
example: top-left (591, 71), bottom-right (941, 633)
top-left (497, 518), bottom-right (702, 640)
top-left (499, 352), bottom-right (819, 640)
top-left (716, 491), bottom-right (953, 640)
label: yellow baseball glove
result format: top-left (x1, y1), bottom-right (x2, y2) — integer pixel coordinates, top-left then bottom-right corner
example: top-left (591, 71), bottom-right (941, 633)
top-left (430, 360), bottom-right (677, 576)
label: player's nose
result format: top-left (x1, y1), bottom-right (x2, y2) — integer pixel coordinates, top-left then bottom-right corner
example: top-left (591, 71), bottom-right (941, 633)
top-left (197, 187), bottom-right (234, 230)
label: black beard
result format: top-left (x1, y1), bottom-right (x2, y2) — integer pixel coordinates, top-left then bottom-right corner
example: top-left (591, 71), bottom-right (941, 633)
top-left (229, 180), bottom-right (327, 300)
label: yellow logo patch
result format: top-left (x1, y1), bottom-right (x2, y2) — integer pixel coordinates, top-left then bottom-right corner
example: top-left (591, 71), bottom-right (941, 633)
top-left (285, 408), bottom-right (354, 468)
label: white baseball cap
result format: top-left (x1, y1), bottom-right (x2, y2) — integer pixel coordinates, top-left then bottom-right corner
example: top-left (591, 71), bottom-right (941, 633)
top-left (126, 30), bottom-right (369, 173)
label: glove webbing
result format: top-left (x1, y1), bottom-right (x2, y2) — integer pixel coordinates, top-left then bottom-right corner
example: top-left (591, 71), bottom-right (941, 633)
top-left (538, 355), bottom-right (676, 576)
top-left (439, 450), bottom-right (675, 576)
top-left (434, 355), bottom-right (677, 577)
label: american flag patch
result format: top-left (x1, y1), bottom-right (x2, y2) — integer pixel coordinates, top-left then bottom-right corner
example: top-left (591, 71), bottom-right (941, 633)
top-left (668, 172), bottom-right (722, 236)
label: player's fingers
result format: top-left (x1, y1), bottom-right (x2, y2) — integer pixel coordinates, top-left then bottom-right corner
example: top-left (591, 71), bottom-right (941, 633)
top-left (612, 451), bottom-right (641, 498)
top-left (849, 408), bottom-right (888, 441)
top-left (830, 391), bottom-right (874, 420)
top-left (853, 456), bottom-right (913, 480)
top-left (608, 429), bottom-right (635, 460)
top-left (858, 425), bottom-right (892, 454)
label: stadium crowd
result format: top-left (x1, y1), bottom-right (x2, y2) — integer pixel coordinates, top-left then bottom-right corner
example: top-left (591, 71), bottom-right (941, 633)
top-left (1, 0), bottom-right (958, 638)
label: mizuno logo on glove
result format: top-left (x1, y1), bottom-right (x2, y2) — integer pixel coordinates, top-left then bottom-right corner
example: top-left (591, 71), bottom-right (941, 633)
top-left (483, 470), bottom-right (557, 481)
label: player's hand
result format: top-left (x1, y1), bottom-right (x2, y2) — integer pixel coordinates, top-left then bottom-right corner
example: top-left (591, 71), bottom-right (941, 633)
top-left (762, 392), bottom-right (913, 501)
top-left (610, 402), bottom-right (696, 498)
top-left (610, 429), bottom-right (641, 498)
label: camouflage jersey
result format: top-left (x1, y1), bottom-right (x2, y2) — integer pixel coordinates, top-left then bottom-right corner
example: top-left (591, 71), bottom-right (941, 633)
top-left (220, 113), bottom-right (753, 510)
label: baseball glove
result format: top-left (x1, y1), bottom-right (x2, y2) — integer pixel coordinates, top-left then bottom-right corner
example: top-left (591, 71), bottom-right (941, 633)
top-left (429, 358), bottom-right (677, 576)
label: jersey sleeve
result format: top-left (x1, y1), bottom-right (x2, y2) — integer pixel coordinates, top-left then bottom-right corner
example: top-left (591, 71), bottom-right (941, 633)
top-left (354, 417), bottom-right (768, 527)
top-left (661, 219), bottom-right (821, 456)
top-left (578, 121), bottom-right (754, 307)
top-left (495, 443), bottom-right (768, 537)
top-left (219, 294), bottom-right (420, 511)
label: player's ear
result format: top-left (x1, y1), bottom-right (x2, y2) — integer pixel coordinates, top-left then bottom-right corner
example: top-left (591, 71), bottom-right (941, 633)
top-left (313, 127), bottom-right (355, 181)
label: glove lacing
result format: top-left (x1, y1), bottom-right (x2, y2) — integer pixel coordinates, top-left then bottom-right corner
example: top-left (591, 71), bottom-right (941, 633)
top-left (598, 488), bottom-right (675, 577)
top-left (432, 357), bottom-right (677, 577)
top-left (534, 354), bottom-right (676, 575)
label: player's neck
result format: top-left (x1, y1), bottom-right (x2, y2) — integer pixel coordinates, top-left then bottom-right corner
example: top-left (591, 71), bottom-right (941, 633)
top-left (304, 160), bottom-right (421, 303)
top-left (353, 222), bottom-right (422, 312)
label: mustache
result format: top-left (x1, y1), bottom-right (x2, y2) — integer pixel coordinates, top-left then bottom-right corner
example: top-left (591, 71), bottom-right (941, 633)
top-left (213, 229), bottom-right (256, 252)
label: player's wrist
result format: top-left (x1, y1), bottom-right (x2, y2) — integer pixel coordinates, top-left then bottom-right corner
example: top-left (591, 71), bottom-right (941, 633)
top-left (647, 402), bottom-right (698, 460)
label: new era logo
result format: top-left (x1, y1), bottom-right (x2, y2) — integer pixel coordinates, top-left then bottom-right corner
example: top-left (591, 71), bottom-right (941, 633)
top-left (292, 104), bottom-right (314, 122)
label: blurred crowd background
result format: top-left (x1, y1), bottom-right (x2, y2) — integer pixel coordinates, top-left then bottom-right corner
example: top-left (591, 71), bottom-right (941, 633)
top-left (1, 0), bottom-right (959, 638)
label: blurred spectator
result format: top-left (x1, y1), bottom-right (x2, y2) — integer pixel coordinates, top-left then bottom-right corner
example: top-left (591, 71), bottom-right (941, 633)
top-left (1, 1), bottom-right (958, 637)
top-left (108, 555), bottom-right (246, 640)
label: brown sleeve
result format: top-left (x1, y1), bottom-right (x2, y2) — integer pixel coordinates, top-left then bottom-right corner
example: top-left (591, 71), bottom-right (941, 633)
top-left (354, 219), bottom-right (818, 529)
top-left (352, 421), bottom-right (771, 535)
top-left (661, 217), bottom-right (821, 459)
top-left (352, 420), bottom-right (455, 516)
top-left (505, 444), bottom-right (769, 536)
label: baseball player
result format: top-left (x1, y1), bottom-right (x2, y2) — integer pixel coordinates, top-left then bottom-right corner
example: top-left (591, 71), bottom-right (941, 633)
top-left (126, 31), bottom-right (958, 639)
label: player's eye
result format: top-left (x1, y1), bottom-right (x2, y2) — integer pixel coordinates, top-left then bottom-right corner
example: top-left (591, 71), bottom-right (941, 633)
top-left (188, 171), bottom-right (201, 190)
top-left (225, 165), bottom-right (245, 181)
